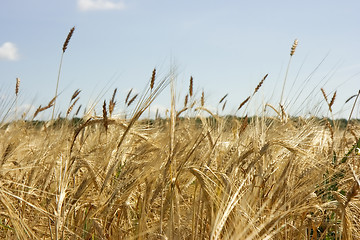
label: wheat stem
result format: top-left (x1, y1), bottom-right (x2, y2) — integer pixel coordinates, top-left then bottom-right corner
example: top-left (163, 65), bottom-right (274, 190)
top-left (15, 78), bottom-right (20, 119)
top-left (52, 27), bottom-right (75, 120)
top-left (280, 39), bottom-right (298, 106)
top-left (52, 53), bottom-right (64, 120)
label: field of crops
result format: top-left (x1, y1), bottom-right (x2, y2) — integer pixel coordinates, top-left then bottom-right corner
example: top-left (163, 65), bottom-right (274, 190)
top-left (0, 29), bottom-right (359, 240)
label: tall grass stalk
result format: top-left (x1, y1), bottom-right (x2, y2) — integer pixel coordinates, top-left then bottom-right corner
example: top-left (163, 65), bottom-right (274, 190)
top-left (341, 90), bottom-right (360, 145)
top-left (148, 68), bottom-right (156, 119)
top-left (15, 78), bottom-right (20, 119)
top-left (52, 27), bottom-right (75, 120)
top-left (280, 39), bottom-right (298, 107)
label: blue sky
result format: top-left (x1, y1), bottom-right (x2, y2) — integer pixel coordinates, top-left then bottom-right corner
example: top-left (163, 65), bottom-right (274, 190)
top-left (1, 0), bottom-right (360, 120)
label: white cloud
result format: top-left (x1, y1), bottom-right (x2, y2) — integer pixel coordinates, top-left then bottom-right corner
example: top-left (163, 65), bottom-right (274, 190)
top-left (78, 0), bottom-right (125, 11)
top-left (0, 42), bottom-right (19, 61)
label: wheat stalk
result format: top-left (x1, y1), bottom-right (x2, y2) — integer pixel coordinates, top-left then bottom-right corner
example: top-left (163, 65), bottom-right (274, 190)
top-left (325, 119), bottom-right (334, 142)
top-left (280, 104), bottom-right (287, 122)
top-left (52, 26), bottom-right (75, 120)
top-left (265, 103), bottom-right (281, 117)
top-left (342, 90), bottom-right (360, 145)
top-left (238, 115), bottom-right (248, 136)
top-left (345, 94), bottom-right (357, 104)
top-left (15, 78), bottom-right (20, 118)
top-left (148, 69), bottom-right (156, 118)
top-left (280, 39), bottom-right (298, 105)
top-left (348, 165), bottom-right (360, 208)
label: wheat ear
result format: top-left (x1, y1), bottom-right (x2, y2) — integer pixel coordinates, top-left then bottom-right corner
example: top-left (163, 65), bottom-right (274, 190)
top-left (66, 97), bottom-right (79, 117)
top-left (321, 88), bottom-right (328, 103)
top-left (70, 89), bottom-right (81, 102)
top-left (238, 96), bottom-right (250, 111)
top-left (33, 96), bottom-right (57, 119)
top-left (329, 91), bottom-right (336, 111)
top-left (150, 68), bottom-right (156, 90)
top-left (253, 74), bottom-right (268, 95)
top-left (201, 90), bottom-right (204, 107)
top-left (62, 27), bottom-right (75, 53)
top-left (184, 94), bottom-right (188, 107)
top-left (127, 94), bottom-right (138, 107)
top-left (15, 78), bottom-right (20, 118)
top-left (290, 39), bottom-right (298, 56)
top-left (321, 88), bottom-right (336, 113)
top-left (15, 78), bottom-right (20, 96)
top-left (75, 104), bottom-right (82, 116)
top-left (219, 94), bottom-right (228, 104)
top-left (125, 88), bottom-right (133, 105)
top-left (189, 76), bottom-right (193, 97)
top-left (103, 100), bottom-right (108, 132)
top-left (109, 88), bottom-right (117, 117)
top-left (148, 68), bottom-right (156, 118)
top-left (238, 115), bottom-right (248, 137)
top-left (222, 100), bottom-right (227, 111)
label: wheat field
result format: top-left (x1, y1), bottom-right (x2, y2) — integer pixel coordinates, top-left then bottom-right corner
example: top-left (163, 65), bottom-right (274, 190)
top-left (0, 30), bottom-right (359, 240)
top-left (1, 111), bottom-right (360, 239)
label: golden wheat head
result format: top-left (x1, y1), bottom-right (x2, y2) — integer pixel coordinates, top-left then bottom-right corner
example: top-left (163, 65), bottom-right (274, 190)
top-left (219, 94), bottom-right (228, 104)
top-left (125, 88), bottom-right (133, 104)
top-left (15, 78), bottom-right (20, 96)
top-left (238, 96), bottom-right (250, 111)
top-left (62, 26), bottom-right (75, 53)
top-left (150, 68), bottom-right (156, 90)
top-left (109, 88), bottom-right (117, 117)
top-left (127, 94), bottom-right (138, 107)
top-left (189, 76), bottom-right (193, 97)
top-left (103, 100), bottom-right (108, 131)
top-left (184, 94), bottom-right (188, 107)
top-left (253, 74), bottom-right (268, 94)
top-left (290, 39), bottom-right (298, 56)
top-left (201, 90), bottom-right (204, 106)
